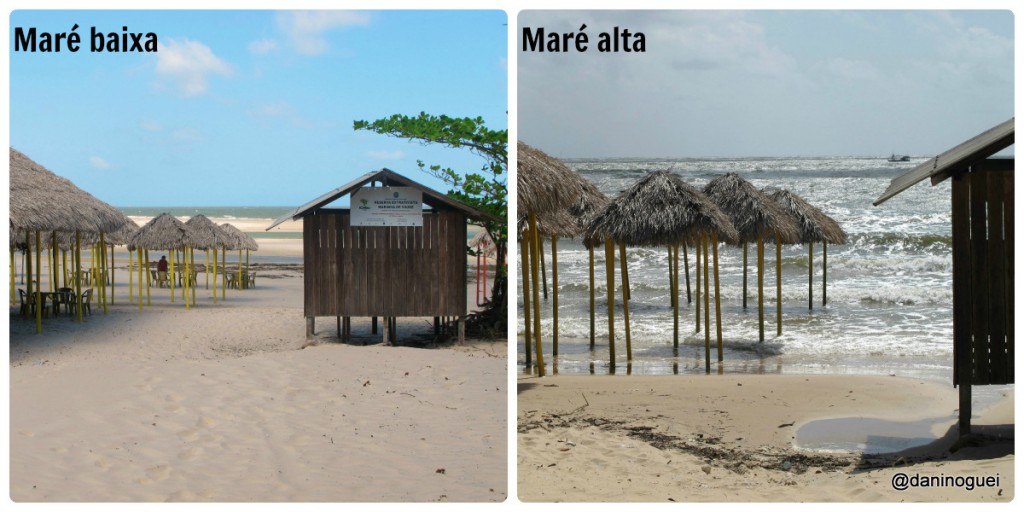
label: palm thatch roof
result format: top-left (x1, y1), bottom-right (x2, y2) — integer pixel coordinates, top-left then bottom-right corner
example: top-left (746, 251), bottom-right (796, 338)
top-left (517, 208), bottom-right (579, 239)
top-left (184, 215), bottom-right (228, 250)
top-left (468, 230), bottom-right (497, 257)
top-left (9, 148), bottom-right (130, 234)
top-left (702, 173), bottom-right (801, 245)
top-left (517, 141), bottom-right (585, 215)
top-left (767, 189), bottom-right (848, 245)
top-left (128, 213), bottom-right (195, 251)
top-left (220, 223), bottom-right (259, 251)
top-left (585, 171), bottom-right (739, 247)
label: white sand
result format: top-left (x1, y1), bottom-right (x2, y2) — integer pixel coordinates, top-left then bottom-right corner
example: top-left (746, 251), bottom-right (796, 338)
top-left (8, 248), bottom-right (507, 502)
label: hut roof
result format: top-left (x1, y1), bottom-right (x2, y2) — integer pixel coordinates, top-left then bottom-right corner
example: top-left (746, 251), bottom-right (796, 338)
top-left (9, 148), bottom-right (131, 234)
top-left (267, 168), bottom-right (498, 230)
top-left (517, 141), bottom-right (585, 215)
top-left (468, 230), bottom-right (497, 257)
top-left (567, 177), bottom-right (609, 231)
top-left (220, 223), bottom-right (259, 251)
top-left (874, 118), bottom-right (1014, 206)
top-left (767, 189), bottom-right (848, 245)
top-left (185, 215), bottom-right (228, 250)
top-left (128, 213), bottom-right (195, 250)
top-left (702, 173), bottom-right (800, 244)
top-left (585, 170), bottom-right (739, 247)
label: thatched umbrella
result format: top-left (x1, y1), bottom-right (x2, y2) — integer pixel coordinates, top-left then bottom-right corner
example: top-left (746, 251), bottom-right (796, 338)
top-left (517, 141), bottom-right (585, 377)
top-left (703, 173), bottom-right (800, 342)
top-left (220, 223), bottom-right (259, 292)
top-left (586, 171), bottom-right (738, 371)
top-left (767, 189), bottom-right (848, 309)
top-left (128, 213), bottom-right (196, 309)
top-left (10, 148), bottom-right (131, 329)
top-left (186, 215), bottom-right (230, 304)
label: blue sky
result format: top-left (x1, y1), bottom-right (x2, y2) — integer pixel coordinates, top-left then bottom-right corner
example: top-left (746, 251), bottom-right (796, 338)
top-left (9, 10), bottom-right (508, 207)
top-left (518, 10), bottom-right (1013, 158)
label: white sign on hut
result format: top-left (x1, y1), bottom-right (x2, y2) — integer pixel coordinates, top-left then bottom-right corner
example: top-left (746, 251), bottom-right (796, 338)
top-left (351, 187), bottom-right (423, 226)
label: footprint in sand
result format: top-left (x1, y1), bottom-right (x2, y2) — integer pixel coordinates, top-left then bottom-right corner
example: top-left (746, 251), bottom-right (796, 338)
top-left (146, 465), bottom-right (171, 481)
top-left (196, 416), bottom-right (217, 429)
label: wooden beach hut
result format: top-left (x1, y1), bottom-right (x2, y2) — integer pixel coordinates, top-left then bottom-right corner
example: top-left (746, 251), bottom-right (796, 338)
top-left (873, 117), bottom-right (1014, 436)
top-left (267, 168), bottom-right (497, 345)
top-left (518, 142), bottom-right (585, 375)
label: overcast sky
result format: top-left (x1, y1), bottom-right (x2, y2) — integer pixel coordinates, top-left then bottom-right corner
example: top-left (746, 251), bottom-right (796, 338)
top-left (518, 10), bottom-right (1013, 159)
top-left (10, 10), bottom-right (507, 206)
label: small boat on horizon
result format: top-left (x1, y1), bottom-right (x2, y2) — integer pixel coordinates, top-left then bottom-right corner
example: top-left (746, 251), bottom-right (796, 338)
top-left (888, 153), bottom-right (911, 162)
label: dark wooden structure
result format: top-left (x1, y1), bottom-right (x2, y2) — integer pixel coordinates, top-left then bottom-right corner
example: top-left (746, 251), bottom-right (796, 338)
top-left (875, 118), bottom-right (1014, 435)
top-left (268, 169), bottom-right (496, 344)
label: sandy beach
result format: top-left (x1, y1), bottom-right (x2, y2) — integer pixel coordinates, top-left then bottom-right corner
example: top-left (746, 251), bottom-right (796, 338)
top-left (8, 226), bottom-right (507, 502)
top-left (517, 374), bottom-right (1013, 502)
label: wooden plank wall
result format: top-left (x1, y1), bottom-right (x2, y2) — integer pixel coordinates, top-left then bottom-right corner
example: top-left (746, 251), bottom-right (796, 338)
top-left (304, 209), bottom-right (467, 318)
top-left (952, 160), bottom-right (1014, 386)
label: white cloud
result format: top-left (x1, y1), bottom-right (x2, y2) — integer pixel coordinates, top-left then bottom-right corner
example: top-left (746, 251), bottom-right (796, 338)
top-left (140, 120), bottom-right (163, 132)
top-left (248, 39), bottom-right (279, 55)
top-left (368, 150), bottom-right (404, 160)
top-left (89, 156), bottom-right (111, 170)
top-left (276, 11), bottom-right (370, 55)
top-left (155, 38), bottom-right (232, 96)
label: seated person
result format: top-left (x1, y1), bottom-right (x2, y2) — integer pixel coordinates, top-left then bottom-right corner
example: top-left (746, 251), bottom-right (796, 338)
top-left (157, 255), bottom-right (169, 286)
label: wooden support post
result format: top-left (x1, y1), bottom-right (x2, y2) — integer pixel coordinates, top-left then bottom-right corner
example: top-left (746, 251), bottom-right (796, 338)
top-left (458, 315), bottom-right (465, 345)
top-left (306, 317), bottom-right (315, 339)
top-left (703, 236), bottom-right (710, 373)
top-left (672, 244), bottom-right (679, 348)
top-left (372, 316), bottom-right (378, 335)
top-left (695, 240), bottom-right (701, 332)
top-left (144, 249), bottom-right (151, 306)
top-left (619, 241), bottom-right (632, 361)
top-left (75, 232), bottom-right (83, 321)
top-left (551, 236), bottom-right (559, 357)
top-left (776, 236), bottom-right (781, 336)
top-left (528, 213), bottom-right (545, 377)
top-left (137, 248), bottom-right (143, 311)
top-left (682, 242), bottom-right (691, 304)
top-left (743, 242), bottom-right (748, 309)
top-left (521, 236), bottom-right (532, 367)
top-left (382, 316), bottom-right (391, 346)
top-left (713, 233), bottom-right (723, 362)
top-left (539, 236), bottom-right (548, 300)
top-left (758, 235), bottom-right (765, 342)
top-left (169, 250), bottom-right (175, 303)
top-left (605, 239), bottom-right (616, 362)
top-left (433, 316), bottom-right (440, 336)
top-left (35, 230), bottom-right (42, 333)
top-left (337, 316), bottom-right (341, 338)
top-left (100, 233), bottom-right (108, 314)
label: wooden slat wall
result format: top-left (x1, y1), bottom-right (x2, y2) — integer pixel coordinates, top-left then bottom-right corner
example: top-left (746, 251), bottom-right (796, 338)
top-left (303, 209), bottom-right (467, 318)
top-left (952, 161), bottom-right (1014, 386)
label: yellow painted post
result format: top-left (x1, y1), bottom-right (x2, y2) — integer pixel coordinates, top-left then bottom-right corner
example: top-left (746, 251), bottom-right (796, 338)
top-left (743, 242), bottom-right (748, 309)
top-left (672, 244), bottom-right (679, 348)
top-left (539, 236), bottom-right (547, 300)
top-left (701, 236), bottom-right (710, 372)
top-left (75, 232), bottom-right (82, 322)
top-left (100, 233), bottom-right (108, 314)
top-left (236, 249), bottom-right (242, 291)
top-left (191, 247), bottom-right (197, 305)
top-left (605, 238), bottom-right (616, 362)
top-left (619, 241), bottom-right (632, 361)
top-left (695, 240), bottom-right (701, 332)
top-left (35, 231), bottom-right (42, 333)
top-left (221, 247), bottom-right (226, 300)
top-left (62, 249), bottom-right (68, 287)
top-left (551, 236), bottom-right (559, 358)
top-left (588, 245), bottom-right (595, 350)
top-left (144, 249), bottom-right (151, 306)
top-left (808, 241), bottom-right (814, 310)
top-left (109, 244), bottom-right (115, 305)
top-left (184, 248), bottom-right (190, 310)
top-left (129, 248), bottom-right (134, 302)
top-left (682, 242), bottom-right (691, 304)
top-left (24, 232), bottom-right (32, 319)
top-left (212, 247), bottom-right (218, 304)
top-left (776, 234), bottom-right (782, 336)
top-left (521, 236), bottom-right (532, 367)
top-left (527, 213), bottom-right (545, 377)
top-left (9, 246), bottom-right (15, 304)
top-left (245, 249), bottom-right (250, 288)
top-left (50, 232), bottom-right (57, 292)
top-left (169, 250), bottom-right (175, 303)
top-left (713, 233), bottom-right (723, 362)
top-left (758, 234), bottom-right (765, 343)
top-left (205, 249), bottom-right (210, 289)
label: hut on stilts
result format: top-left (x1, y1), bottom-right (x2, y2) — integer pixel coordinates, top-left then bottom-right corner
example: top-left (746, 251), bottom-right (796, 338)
top-left (267, 168), bottom-right (496, 346)
top-left (873, 118), bottom-right (1014, 436)
top-left (766, 189), bottom-right (848, 310)
top-left (585, 171), bottom-right (738, 372)
top-left (9, 148), bottom-right (131, 331)
top-left (517, 142), bottom-right (585, 376)
top-left (703, 173), bottom-right (799, 342)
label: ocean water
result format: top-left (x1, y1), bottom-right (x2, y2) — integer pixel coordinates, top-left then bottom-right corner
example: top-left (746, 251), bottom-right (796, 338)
top-left (517, 156), bottom-right (967, 379)
top-left (118, 206), bottom-right (294, 234)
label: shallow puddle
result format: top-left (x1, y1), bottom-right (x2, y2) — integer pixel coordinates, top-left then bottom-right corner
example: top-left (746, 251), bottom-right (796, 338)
top-left (794, 415), bottom-right (954, 454)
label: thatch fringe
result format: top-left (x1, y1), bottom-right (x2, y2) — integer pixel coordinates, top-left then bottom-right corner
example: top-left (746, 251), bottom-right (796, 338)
top-left (185, 215), bottom-right (229, 250)
top-left (219, 223), bottom-right (259, 251)
top-left (517, 141), bottom-right (585, 215)
top-left (766, 189), bottom-right (848, 245)
top-left (702, 173), bottom-right (801, 245)
top-left (128, 213), bottom-right (195, 251)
